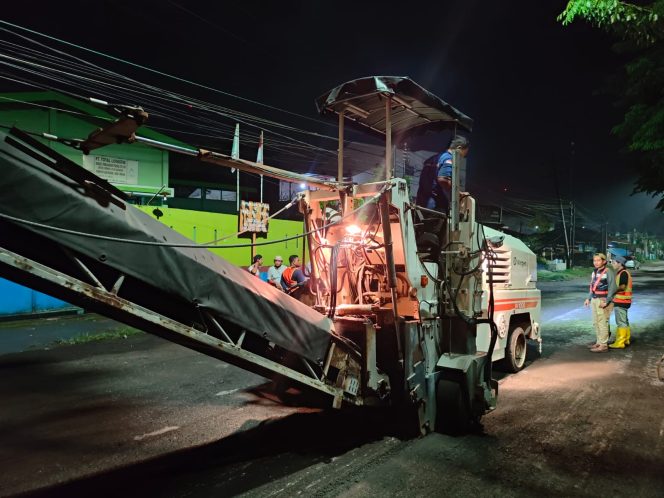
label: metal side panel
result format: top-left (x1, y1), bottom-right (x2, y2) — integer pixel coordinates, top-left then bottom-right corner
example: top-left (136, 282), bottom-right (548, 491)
top-left (0, 129), bottom-right (332, 364)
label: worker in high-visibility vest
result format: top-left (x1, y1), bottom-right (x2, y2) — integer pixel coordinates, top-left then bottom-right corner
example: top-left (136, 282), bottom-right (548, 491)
top-left (584, 252), bottom-right (617, 352)
top-left (281, 254), bottom-right (308, 295)
top-left (609, 256), bottom-right (632, 349)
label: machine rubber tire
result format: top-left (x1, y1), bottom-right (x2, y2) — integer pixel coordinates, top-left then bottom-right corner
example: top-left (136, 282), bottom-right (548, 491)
top-left (436, 379), bottom-right (470, 435)
top-left (502, 326), bottom-right (527, 373)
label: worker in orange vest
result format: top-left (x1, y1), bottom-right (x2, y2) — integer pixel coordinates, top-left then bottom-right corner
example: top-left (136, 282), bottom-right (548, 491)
top-left (281, 255), bottom-right (308, 295)
top-left (609, 256), bottom-right (632, 349)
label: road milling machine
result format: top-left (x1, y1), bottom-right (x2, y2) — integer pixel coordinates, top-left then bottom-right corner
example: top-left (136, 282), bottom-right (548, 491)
top-left (0, 76), bottom-right (540, 434)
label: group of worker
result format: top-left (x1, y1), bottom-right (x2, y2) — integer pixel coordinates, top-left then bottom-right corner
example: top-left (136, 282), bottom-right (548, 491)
top-left (421, 138), bottom-right (634, 354)
top-left (247, 253), bottom-right (308, 295)
top-left (584, 252), bottom-right (633, 353)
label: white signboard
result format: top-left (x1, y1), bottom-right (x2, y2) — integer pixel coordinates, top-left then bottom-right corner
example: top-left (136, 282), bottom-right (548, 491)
top-left (83, 155), bottom-right (139, 185)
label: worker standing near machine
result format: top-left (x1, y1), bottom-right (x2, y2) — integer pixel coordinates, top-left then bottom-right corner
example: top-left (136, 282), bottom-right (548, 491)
top-left (584, 253), bottom-right (617, 353)
top-left (609, 256), bottom-right (632, 349)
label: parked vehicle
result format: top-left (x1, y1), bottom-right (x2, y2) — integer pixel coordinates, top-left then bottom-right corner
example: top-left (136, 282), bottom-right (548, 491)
top-left (625, 259), bottom-right (640, 270)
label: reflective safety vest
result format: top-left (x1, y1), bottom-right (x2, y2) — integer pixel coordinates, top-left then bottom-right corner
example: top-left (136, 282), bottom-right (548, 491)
top-left (282, 266), bottom-right (296, 289)
top-left (613, 269), bottom-right (633, 305)
top-left (590, 267), bottom-right (609, 296)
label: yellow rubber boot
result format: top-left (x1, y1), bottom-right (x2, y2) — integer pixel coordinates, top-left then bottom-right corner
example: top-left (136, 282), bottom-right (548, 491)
top-left (625, 327), bottom-right (631, 346)
top-left (609, 327), bottom-right (628, 349)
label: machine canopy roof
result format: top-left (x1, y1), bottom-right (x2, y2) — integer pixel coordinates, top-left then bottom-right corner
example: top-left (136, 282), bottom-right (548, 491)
top-left (315, 76), bottom-right (473, 136)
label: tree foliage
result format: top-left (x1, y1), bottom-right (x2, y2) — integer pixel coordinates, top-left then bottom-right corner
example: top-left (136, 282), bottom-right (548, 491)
top-left (529, 210), bottom-right (553, 233)
top-left (559, 1), bottom-right (662, 43)
top-left (560, 1), bottom-right (664, 209)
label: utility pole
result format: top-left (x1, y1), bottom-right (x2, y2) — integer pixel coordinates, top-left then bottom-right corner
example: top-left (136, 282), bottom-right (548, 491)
top-left (569, 141), bottom-right (575, 198)
top-left (601, 222), bottom-right (606, 256)
top-left (559, 197), bottom-right (571, 269)
top-left (555, 158), bottom-right (571, 268)
top-left (568, 141), bottom-right (575, 267)
top-left (231, 123), bottom-right (240, 211)
top-left (569, 201), bottom-right (575, 266)
top-left (257, 131), bottom-right (264, 203)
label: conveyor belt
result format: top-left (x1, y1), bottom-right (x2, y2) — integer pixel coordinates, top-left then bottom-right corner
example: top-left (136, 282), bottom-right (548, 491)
top-left (0, 128), bottom-right (334, 365)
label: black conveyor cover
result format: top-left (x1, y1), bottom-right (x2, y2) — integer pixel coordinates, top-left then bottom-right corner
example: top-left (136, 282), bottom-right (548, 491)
top-left (0, 130), bottom-right (333, 363)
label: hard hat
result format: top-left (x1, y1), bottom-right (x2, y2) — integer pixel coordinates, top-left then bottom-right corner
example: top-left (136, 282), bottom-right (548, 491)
top-left (614, 256), bottom-right (626, 265)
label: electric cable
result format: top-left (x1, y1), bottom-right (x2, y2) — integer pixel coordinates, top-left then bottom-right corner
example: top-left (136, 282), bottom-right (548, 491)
top-left (0, 34), bottom-right (345, 162)
top-left (0, 21), bottom-right (338, 129)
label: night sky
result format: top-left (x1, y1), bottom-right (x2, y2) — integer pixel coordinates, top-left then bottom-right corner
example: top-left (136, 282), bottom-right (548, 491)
top-left (2, 0), bottom-right (662, 231)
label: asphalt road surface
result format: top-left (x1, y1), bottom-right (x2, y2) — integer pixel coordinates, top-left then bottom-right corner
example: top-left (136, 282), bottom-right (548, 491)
top-left (1, 263), bottom-right (663, 497)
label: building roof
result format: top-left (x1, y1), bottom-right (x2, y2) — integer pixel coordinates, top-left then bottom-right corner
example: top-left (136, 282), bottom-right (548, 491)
top-left (0, 91), bottom-right (189, 147)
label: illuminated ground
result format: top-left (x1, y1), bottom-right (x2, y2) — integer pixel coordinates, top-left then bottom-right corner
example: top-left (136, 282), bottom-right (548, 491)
top-left (0, 263), bottom-right (662, 497)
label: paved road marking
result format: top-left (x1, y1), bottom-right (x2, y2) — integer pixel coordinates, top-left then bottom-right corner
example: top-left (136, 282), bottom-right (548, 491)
top-left (134, 426), bottom-right (180, 441)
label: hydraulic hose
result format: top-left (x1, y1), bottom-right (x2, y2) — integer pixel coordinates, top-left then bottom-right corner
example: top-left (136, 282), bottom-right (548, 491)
top-left (443, 242), bottom-right (498, 385)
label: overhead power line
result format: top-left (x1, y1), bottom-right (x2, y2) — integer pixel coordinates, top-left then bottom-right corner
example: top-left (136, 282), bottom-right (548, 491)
top-left (0, 45), bottom-right (341, 157)
top-left (0, 20), bottom-right (337, 130)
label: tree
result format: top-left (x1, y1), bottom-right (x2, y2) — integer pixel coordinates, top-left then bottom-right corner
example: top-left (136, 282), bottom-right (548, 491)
top-left (559, 1), bottom-right (661, 44)
top-left (559, 1), bottom-right (664, 209)
top-left (529, 210), bottom-right (553, 233)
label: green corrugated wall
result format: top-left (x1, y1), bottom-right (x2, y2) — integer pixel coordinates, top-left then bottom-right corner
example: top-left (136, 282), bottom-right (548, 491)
top-left (135, 206), bottom-right (306, 266)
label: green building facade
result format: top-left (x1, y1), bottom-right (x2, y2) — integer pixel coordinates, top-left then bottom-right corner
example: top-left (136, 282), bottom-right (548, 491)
top-left (0, 91), bottom-right (304, 276)
top-left (0, 91), bottom-right (178, 200)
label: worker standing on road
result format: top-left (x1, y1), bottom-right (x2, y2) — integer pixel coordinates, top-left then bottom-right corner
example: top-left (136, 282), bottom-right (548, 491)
top-left (609, 256), bottom-right (632, 349)
top-left (424, 136), bottom-right (470, 213)
top-left (584, 253), bottom-right (617, 353)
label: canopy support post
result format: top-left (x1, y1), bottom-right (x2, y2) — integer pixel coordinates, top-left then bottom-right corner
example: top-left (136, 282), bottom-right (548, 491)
top-left (338, 112), bottom-right (348, 214)
top-left (385, 95), bottom-right (393, 181)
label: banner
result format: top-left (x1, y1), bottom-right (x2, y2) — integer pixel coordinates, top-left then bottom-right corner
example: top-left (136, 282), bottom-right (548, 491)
top-left (82, 155), bottom-right (138, 184)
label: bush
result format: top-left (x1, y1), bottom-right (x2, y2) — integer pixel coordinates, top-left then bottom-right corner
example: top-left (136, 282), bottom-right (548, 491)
top-left (537, 266), bottom-right (588, 282)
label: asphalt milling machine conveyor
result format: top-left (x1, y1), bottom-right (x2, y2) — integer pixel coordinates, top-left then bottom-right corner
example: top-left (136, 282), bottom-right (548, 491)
top-left (0, 76), bottom-right (541, 434)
